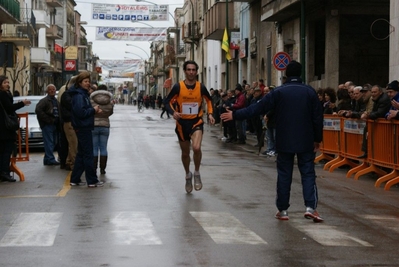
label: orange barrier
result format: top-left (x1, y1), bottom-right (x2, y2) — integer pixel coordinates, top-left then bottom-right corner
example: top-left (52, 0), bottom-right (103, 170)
top-left (373, 120), bottom-right (399, 190)
top-left (322, 118), bottom-right (365, 173)
top-left (318, 116), bottom-right (399, 190)
top-left (10, 112), bottom-right (29, 181)
top-left (315, 115), bottom-right (341, 164)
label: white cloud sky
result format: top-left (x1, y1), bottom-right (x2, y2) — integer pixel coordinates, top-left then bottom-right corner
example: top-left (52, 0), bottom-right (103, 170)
top-left (75, 0), bottom-right (184, 60)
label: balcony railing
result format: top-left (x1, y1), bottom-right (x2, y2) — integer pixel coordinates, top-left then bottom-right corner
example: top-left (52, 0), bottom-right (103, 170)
top-left (32, 9), bottom-right (50, 28)
top-left (0, 30), bottom-right (33, 46)
top-left (80, 36), bottom-right (87, 45)
top-left (31, 47), bottom-right (50, 65)
top-left (45, 0), bottom-right (63, 8)
top-left (203, 1), bottom-right (235, 41)
top-left (0, 0), bottom-right (20, 23)
top-left (176, 44), bottom-right (186, 59)
top-left (46, 24), bottom-right (63, 39)
top-left (19, 8), bottom-right (36, 29)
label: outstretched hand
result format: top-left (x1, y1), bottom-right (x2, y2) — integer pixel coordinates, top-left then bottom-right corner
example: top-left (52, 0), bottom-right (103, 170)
top-left (220, 108), bottom-right (233, 122)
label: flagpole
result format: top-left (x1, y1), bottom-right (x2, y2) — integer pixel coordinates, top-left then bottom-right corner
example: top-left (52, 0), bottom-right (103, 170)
top-left (225, 0), bottom-right (229, 90)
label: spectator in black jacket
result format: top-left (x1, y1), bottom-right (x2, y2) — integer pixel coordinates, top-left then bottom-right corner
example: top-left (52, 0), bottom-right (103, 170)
top-left (221, 61), bottom-right (324, 222)
top-left (0, 76), bottom-right (30, 182)
top-left (357, 85), bottom-right (391, 159)
top-left (60, 76), bottom-right (78, 171)
top-left (68, 72), bottom-right (104, 188)
top-left (35, 84), bottom-right (61, 165)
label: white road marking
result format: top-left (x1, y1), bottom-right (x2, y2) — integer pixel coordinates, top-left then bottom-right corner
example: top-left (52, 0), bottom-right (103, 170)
top-left (110, 212), bottom-right (162, 245)
top-left (359, 215), bottom-right (399, 233)
top-left (190, 211), bottom-right (267, 245)
top-left (292, 218), bottom-right (373, 247)
top-left (0, 212), bottom-right (62, 247)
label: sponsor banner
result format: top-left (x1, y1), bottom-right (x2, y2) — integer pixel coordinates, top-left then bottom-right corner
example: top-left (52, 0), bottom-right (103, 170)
top-left (343, 119), bottom-right (366, 135)
top-left (64, 60), bottom-right (76, 71)
top-left (92, 4), bottom-right (169, 21)
top-left (323, 118), bottom-right (340, 131)
top-left (97, 59), bottom-right (145, 77)
top-left (96, 27), bottom-right (167, 41)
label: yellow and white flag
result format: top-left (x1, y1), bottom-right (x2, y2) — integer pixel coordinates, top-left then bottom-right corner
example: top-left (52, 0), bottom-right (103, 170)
top-left (221, 28), bottom-right (231, 60)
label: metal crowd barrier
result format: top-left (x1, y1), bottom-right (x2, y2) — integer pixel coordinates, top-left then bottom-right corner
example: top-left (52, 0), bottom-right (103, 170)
top-left (316, 116), bottom-right (399, 191)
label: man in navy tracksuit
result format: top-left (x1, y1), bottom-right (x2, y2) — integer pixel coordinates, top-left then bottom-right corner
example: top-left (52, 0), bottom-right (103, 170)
top-left (221, 61), bottom-right (324, 222)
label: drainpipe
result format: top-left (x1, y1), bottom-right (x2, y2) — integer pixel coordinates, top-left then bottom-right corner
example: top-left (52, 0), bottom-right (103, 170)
top-left (300, 0), bottom-right (306, 83)
top-left (190, 0), bottom-right (194, 60)
top-left (226, 0), bottom-right (229, 90)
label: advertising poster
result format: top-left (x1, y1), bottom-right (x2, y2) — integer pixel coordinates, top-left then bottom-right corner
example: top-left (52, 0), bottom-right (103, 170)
top-left (95, 27), bottom-right (167, 41)
top-left (92, 4), bottom-right (169, 21)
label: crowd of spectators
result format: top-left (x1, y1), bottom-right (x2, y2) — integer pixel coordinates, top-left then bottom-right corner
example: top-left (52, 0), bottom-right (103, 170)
top-left (208, 78), bottom-right (399, 158)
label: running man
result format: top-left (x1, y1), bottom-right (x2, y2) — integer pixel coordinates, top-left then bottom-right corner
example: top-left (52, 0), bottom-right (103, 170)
top-left (164, 60), bottom-right (215, 193)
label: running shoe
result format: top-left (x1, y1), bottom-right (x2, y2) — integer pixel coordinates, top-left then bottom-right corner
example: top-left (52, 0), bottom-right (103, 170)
top-left (88, 181), bottom-right (104, 188)
top-left (275, 210), bottom-right (289, 220)
top-left (70, 182), bottom-right (86, 186)
top-left (194, 173), bottom-right (202, 191)
top-left (304, 207), bottom-right (324, 223)
top-left (185, 172), bottom-right (193, 193)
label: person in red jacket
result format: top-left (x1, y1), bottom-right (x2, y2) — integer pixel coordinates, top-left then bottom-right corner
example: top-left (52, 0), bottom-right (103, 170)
top-left (259, 79), bottom-right (266, 95)
top-left (228, 84), bottom-right (246, 144)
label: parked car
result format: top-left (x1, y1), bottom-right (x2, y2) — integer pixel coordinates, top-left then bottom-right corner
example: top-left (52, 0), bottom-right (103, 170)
top-left (13, 95), bottom-right (45, 148)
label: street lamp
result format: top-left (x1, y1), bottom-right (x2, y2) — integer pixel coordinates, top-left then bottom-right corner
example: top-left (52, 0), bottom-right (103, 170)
top-left (126, 44), bottom-right (150, 58)
top-left (125, 51), bottom-right (144, 59)
top-left (130, 20), bottom-right (155, 28)
top-left (125, 52), bottom-right (148, 96)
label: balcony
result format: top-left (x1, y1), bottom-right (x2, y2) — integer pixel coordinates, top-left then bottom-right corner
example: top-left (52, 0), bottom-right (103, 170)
top-left (1, 30), bottom-right (32, 46)
top-left (230, 0), bottom-right (257, 2)
top-left (0, 0), bottom-right (20, 24)
top-left (31, 47), bottom-right (50, 65)
top-left (203, 1), bottom-right (235, 41)
top-left (46, 25), bottom-right (63, 39)
top-left (261, 0), bottom-right (301, 22)
top-left (18, 8), bottom-right (36, 31)
top-left (32, 9), bottom-right (50, 28)
top-left (175, 44), bottom-right (186, 59)
top-left (45, 0), bottom-right (63, 8)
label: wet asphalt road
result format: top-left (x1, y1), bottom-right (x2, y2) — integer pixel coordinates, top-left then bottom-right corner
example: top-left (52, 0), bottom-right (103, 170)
top-left (0, 104), bottom-right (399, 267)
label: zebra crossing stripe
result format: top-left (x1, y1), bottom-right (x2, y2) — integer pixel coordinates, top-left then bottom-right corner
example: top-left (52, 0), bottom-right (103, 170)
top-left (292, 218), bottom-right (373, 247)
top-left (190, 211), bottom-right (267, 245)
top-left (359, 215), bottom-right (399, 233)
top-left (110, 212), bottom-right (162, 245)
top-left (0, 212), bottom-right (62, 247)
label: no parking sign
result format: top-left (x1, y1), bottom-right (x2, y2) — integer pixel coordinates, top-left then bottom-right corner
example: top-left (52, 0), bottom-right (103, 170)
top-left (273, 52), bottom-right (291, 71)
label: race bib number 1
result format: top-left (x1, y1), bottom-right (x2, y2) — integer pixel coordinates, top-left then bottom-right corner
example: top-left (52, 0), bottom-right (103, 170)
top-left (182, 102), bottom-right (199, 115)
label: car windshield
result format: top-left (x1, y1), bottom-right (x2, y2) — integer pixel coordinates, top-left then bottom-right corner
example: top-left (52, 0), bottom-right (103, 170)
top-left (15, 99), bottom-right (41, 114)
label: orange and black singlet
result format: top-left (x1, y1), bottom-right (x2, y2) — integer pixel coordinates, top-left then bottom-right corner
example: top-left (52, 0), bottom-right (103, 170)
top-left (164, 81), bottom-right (213, 119)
